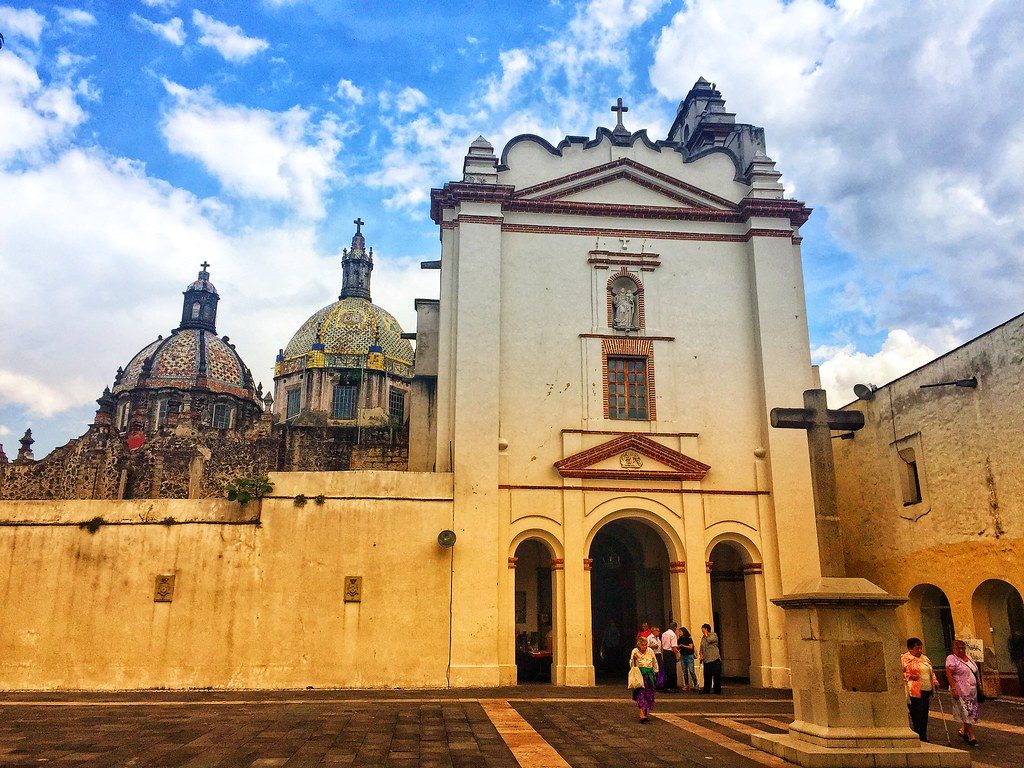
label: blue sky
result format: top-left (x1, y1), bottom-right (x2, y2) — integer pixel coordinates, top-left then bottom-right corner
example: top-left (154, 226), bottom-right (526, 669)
top-left (1, 0), bottom-right (1022, 456)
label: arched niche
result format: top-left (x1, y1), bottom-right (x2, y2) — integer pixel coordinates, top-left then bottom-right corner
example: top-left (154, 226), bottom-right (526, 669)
top-left (971, 579), bottom-right (1024, 696)
top-left (512, 537), bottom-right (556, 684)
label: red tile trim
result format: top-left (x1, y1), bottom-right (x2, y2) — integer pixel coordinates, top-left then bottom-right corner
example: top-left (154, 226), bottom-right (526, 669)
top-left (512, 158), bottom-right (739, 210)
top-left (554, 432), bottom-right (710, 481)
top-left (669, 560), bottom-right (686, 574)
top-left (456, 214), bottom-right (504, 225)
top-left (497, 484), bottom-right (766, 496)
top-left (500, 222), bottom-right (796, 242)
top-left (743, 562), bottom-right (764, 575)
top-left (706, 560), bottom-right (714, 574)
top-left (508, 557), bottom-right (518, 569)
top-left (550, 558), bottom-right (565, 571)
top-left (583, 558), bottom-right (594, 572)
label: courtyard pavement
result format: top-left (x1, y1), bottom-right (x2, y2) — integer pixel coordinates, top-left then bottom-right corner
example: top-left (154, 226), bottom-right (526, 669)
top-left (0, 685), bottom-right (1021, 767)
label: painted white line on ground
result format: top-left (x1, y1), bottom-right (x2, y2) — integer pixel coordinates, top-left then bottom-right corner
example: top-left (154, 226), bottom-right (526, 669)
top-left (480, 699), bottom-right (571, 768)
top-left (657, 713), bottom-right (790, 767)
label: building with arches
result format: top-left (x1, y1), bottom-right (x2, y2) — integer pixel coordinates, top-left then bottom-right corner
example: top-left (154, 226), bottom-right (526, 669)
top-left (411, 78), bottom-right (821, 688)
top-left (1, 82), bottom-right (836, 691)
top-left (835, 310), bottom-right (1024, 695)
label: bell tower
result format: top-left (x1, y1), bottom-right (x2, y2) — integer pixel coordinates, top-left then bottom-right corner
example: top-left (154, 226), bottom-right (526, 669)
top-left (339, 218), bottom-right (373, 301)
top-left (179, 262), bottom-right (219, 333)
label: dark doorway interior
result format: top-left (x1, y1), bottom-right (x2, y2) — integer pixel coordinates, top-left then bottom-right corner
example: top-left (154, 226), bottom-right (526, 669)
top-left (589, 519), bottom-right (670, 683)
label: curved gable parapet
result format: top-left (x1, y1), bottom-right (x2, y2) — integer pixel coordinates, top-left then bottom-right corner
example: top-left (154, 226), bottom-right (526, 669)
top-left (498, 128), bottom-right (664, 172)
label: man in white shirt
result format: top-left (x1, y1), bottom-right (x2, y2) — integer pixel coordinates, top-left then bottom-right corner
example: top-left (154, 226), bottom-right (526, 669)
top-left (661, 622), bottom-right (679, 691)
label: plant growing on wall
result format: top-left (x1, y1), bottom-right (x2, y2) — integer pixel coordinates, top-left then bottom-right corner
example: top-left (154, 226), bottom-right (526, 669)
top-left (293, 494), bottom-right (307, 507)
top-left (226, 474), bottom-right (274, 506)
top-left (314, 494), bottom-right (326, 505)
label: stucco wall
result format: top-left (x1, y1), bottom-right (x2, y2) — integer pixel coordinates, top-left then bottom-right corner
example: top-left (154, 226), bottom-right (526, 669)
top-left (835, 313), bottom-right (1024, 688)
top-left (0, 471), bottom-right (454, 690)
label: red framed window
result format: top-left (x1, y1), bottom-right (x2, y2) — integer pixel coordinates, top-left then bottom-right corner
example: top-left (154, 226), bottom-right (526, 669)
top-left (607, 356), bottom-right (648, 420)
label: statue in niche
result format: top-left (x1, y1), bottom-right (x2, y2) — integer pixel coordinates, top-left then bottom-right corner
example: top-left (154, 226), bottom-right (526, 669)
top-left (612, 285), bottom-right (637, 330)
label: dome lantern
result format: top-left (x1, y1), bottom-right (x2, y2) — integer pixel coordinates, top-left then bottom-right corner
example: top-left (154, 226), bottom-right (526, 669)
top-left (179, 261), bottom-right (220, 333)
top-left (339, 218), bottom-right (373, 301)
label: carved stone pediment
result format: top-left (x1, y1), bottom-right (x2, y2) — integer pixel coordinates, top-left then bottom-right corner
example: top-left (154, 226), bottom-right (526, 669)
top-left (554, 434), bottom-right (710, 481)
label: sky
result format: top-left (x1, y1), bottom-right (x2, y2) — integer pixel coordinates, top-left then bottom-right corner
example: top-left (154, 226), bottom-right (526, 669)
top-left (1, 0), bottom-right (1022, 456)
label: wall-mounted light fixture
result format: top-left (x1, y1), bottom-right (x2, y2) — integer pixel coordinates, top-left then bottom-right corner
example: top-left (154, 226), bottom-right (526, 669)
top-left (919, 376), bottom-right (977, 390)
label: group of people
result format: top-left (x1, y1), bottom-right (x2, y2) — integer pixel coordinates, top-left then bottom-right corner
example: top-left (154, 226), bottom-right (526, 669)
top-left (628, 621), bottom-right (723, 721)
top-left (901, 637), bottom-right (984, 747)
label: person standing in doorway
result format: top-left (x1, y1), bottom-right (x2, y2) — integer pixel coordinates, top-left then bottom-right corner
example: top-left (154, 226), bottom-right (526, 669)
top-left (637, 621), bottom-right (652, 641)
top-left (678, 627), bottom-right (697, 691)
top-left (901, 637), bottom-right (939, 742)
top-left (661, 622), bottom-right (679, 691)
top-left (649, 627), bottom-right (665, 689)
top-left (699, 623), bottom-right (722, 694)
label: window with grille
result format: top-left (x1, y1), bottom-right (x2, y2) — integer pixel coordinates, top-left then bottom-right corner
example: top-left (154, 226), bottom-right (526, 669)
top-left (606, 356), bottom-right (648, 420)
top-left (332, 385), bottom-right (357, 419)
top-left (117, 401), bottom-right (130, 429)
top-left (286, 389), bottom-right (301, 420)
top-left (389, 388), bottom-right (405, 421)
top-left (212, 403), bottom-right (232, 429)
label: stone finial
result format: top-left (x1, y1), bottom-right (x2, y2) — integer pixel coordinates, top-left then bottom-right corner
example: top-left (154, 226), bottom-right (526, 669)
top-left (745, 150), bottom-right (784, 199)
top-left (0, 443), bottom-right (8, 464)
top-left (462, 136), bottom-right (498, 184)
top-left (16, 429), bottom-right (34, 463)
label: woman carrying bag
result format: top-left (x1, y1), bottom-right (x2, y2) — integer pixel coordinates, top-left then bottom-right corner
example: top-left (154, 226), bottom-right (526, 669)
top-left (629, 635), bottom-right (659, 722)
top-left (945, 639), bottom-right (983, 747)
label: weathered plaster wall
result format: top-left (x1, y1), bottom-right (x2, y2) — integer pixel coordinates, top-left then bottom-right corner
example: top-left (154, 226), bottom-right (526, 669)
top-left (0, 471), bottom-right (454, 690)
top-left (835, 313), bottom-right (1024, 690)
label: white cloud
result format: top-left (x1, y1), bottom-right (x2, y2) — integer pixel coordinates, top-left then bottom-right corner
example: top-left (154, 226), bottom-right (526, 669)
top-left (0, 49), bottom-right (88, 162)
top-left (335, 78), bottom-right (364, 105)
top-left (650, 0), bottom-right (1024, 344)
top-left (142, 0), bottom-right (178, 9)
top-left (131, 13), bottom-right (185, 46)
top-left (815, 330), bottom-right (937, 406)
top-left (0, 6), bottom-right (45, 43)
top-left (379, 86), bottom-right (428, 114)
top-left (160, 80), bottom-right (344, 219)
top-left (192, 9), bottom-right (268, 63)
top-left (0, 425), bottom-right (11, 436)
top-left (56, 7), bottom-right (97, 27)
top-left (483, 49), bottom-right (534, 110)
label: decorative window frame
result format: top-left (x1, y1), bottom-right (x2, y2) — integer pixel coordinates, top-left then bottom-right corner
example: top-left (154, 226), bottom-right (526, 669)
top-left (601, 337), bottom-right (656, 421)
top-left (605, 268), bottom-right (645, 330)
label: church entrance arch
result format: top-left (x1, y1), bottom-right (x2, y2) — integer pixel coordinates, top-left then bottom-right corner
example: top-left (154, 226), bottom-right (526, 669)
top-left (708, 541), bottom-right (757, 682)
top-left (588, 518), bottom-right (674, 682)
top-left (971, 579), bottom-right (1024, 696)
top-left (512, 538), bottom-right (556, 684)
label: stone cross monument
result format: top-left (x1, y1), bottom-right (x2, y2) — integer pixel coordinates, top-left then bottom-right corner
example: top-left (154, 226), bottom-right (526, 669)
top-left (752, 389), bottom-right (968, 767)
top-left (770, 388), bottom-right (864, 577)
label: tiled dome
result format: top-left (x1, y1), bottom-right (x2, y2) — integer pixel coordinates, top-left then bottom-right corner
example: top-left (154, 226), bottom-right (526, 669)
top-left (112, 328), bottom-right (259, 401)
top-left (284, 297), bottom-right (414, 368)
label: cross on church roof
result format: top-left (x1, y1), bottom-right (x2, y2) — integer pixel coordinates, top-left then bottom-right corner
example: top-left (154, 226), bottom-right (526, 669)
top-left (611, 98), bottom-right (629, 135)
top-left (199, 261), bottom-right (210, 272)
top-left (354, 218), bottom-right (364, 234)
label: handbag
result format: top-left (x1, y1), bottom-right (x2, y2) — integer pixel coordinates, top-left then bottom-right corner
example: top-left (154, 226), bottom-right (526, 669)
top-left (628, 662), bottom-right (644, 690)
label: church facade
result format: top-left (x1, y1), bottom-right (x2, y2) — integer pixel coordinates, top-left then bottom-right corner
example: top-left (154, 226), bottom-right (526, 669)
top-left (412, 80), bottom-right (820, 687)
top-left (0, 81), bottom-right (824, 690)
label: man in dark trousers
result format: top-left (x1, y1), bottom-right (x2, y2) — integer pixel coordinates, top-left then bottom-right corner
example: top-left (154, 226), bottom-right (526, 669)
top-left (661, 622), bottom-right (679, 690)
top-left (699, 623), bottom-right (722, 694)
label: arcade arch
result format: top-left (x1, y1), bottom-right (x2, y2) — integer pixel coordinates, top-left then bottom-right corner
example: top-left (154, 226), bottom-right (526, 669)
top-left (706, 535), bottom-right (764, 683)
top-left (971, 579), bottom-right (1024, 696)
top-left (907, 584), bottom-right (954, 663)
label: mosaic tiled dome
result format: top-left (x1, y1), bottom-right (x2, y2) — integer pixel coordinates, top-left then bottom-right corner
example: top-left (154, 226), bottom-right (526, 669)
top-left (284, 297), bottom-right (414, 367)
top-left (112, 328), bottom-right (259, 401)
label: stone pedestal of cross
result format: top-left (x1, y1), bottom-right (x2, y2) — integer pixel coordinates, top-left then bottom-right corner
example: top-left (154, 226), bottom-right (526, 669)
top-left (751, 389), bottom-right (967, 767)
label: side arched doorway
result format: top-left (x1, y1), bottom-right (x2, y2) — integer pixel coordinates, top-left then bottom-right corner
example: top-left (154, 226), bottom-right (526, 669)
top-left (589, 519), bottom-right (673, 682)
top-left (512, 538), bottom-right (555, 684)
top-left (708, 541), bottom-right (756, 682)
top-left (972, 579), bottom-right (1024, 696)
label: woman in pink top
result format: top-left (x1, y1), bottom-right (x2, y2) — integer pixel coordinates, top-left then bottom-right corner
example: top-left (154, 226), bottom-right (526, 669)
top-left (945, 639), bottom-right (981, 746)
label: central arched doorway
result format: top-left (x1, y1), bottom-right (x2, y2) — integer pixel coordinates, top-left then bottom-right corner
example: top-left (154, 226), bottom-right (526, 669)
top-left (589, 519), bottom-right (672, 682)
